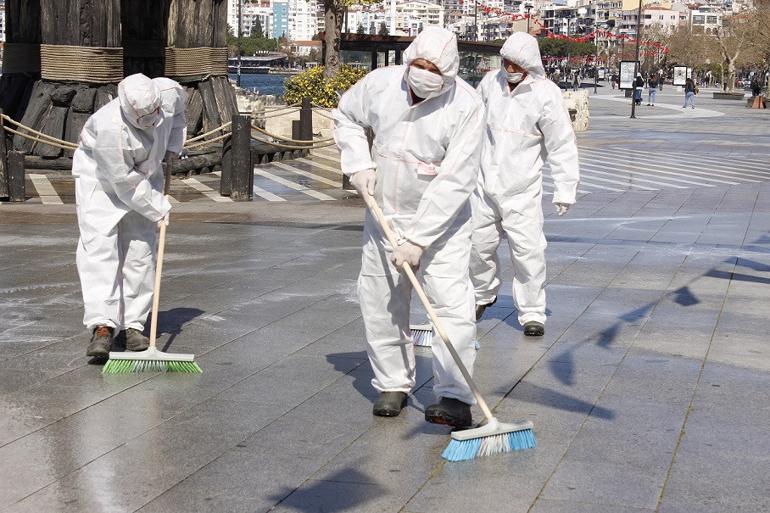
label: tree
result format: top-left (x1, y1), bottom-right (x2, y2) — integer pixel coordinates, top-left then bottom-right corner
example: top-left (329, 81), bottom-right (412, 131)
top-left (713, 14), bottom-right (757, 91)
top-left (378, 22), bottom-right (390, 36)
top-left (251, 19), bottom-right (264, 39)
top-left (357, 23), bottom-right (366, 35)
top-left (323, 0), bottom-right (379, 77)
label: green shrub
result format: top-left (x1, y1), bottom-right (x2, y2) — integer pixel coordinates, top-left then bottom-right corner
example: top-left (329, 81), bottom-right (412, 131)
top-left (283, 65), bottom-right (368, 108)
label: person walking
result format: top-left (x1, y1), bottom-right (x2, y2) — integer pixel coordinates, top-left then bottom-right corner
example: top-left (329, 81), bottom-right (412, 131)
top-left (647, 73), bottom-right (658, 106)
top-left (334, 27), bottom-right (484, 427)
top-left (683, 77), bottom-right (697, 109)
top-left (470, 33), bottom-right (580, 337)
top-left (633, 73), bottom-right (644, 106)
top-left (751, 74), bottom-right (765, 109)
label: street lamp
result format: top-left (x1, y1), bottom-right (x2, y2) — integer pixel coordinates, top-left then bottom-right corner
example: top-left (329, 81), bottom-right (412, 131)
top-left (630, 0), bottom-right (643, 119)
top-left (525, 3), bottom-right (533, 34)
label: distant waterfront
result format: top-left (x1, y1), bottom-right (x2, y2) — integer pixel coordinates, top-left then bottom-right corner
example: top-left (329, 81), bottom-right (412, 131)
top-left (229, 73), bottom-right (289, 98)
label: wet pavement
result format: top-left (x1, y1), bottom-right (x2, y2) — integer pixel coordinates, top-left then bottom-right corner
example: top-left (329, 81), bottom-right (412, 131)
top-left (1, 87), bottom-right (769, 512)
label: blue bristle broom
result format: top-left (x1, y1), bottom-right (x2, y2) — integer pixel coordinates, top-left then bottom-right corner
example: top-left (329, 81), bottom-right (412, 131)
top-left (366, 196), bottom-right (535, 462)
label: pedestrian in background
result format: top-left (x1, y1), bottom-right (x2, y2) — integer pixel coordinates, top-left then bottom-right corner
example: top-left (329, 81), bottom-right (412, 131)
top-left (647, 73), bottom-right (658, 106)
top-left (751, 74), bottom-right (766, 109)
top-left (683, 77), bottom-right (697, 109)
top-left (633, 73), bottom-right (644, 105)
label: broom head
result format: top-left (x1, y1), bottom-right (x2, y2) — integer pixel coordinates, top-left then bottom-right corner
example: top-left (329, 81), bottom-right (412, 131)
top-left (442, 417), bottom-right (535, 462)
top-left (102, 347), bottom-right (202, 374)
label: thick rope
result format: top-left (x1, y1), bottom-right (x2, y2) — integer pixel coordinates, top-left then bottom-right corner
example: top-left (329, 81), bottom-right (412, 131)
top-left (262, 108), bottom-right (301, 119)
top-left (40, 45), bottom-right (123, 84)
top-left (165, 47), bottom-right (228, 78)
top-left (184, 132), bottom-right (230, 150)
top-left (1, 114), bottom-right (79, 150)
top-left (251, 123), bottom-right (334, 145)
top-left (252, 135), bottom-right (338, 151)
top-left (184, 122), bottom-right (232, 144)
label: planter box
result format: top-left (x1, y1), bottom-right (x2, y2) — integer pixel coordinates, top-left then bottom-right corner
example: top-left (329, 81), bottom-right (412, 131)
top-left (713, 92), bottom-right (745, 100)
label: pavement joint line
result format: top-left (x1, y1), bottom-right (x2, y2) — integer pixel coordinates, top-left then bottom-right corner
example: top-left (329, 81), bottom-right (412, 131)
top-left (579, 149), bottom-right (746, 186)
top-left (593, 146), bottom-right (770, 180)
top-left (0, 245), bottom-right (350, 448)
top-left (269, 161), bottom-right (342, 187)
top-left (653, 253), bottom-right (741, 513)
top-left (181, 177), bottom-right (233, 203)
top-left (615, 145), bottom-right (770, 173)
top-left (8, 292), bottom-right (363, 507)
top-left (295, 157), bottom-right (344, 175)
top-left (130, 313), bottom-right (376, 513)
top-left (254, 169), bottom-right (337, 201)
top-left (311, 150), bottom-right (341, 163)
top-left (568, 177), bottom-right (627, 192)
top-left (528, 221), bottom-right (706, 509)
top-left (28, 174), bottom-right (63, 205)
top-left (578, 160), bottom-right (717, 189)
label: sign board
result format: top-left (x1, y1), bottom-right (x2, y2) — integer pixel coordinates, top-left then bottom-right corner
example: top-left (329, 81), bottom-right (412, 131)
top-left (673, 66), bottom-right (687, 85)
top-left (598, 68), bottom-right (606, 80)
top-left (619, 61), bottom-right (638, 90)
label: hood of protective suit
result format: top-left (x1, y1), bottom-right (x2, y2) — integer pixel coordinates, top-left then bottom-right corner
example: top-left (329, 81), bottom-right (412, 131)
top-left (152, 77), bottom-right (188, 116)
top-left (118, 74), bottom-right (162, 130)
top-left (403, 26), bottom-right (459, 98)
top-left (500, 32), bottom-right (546, 80)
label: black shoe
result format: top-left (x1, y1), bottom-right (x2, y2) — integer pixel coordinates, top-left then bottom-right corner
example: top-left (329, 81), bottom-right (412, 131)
top-left (86, 326), bottom-right (114, 358)
top-left (475, 297), bottom-right (497, 321)
top-left (425, 397), bottom-right (472, 428)
top-left (124, 328), bottom-right (150, 351)
top-left (523, 321), bottom-right (545, 337)
top-left (373, 392), bottom-right (408, 417)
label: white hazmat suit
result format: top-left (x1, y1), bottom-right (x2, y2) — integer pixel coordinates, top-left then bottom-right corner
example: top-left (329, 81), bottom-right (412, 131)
top-left (333, 27), bottom-right (484, 405)
top-left (470, 33), bottom-right (580, 327)
top-left (73, 74), bottom-right (186, 333)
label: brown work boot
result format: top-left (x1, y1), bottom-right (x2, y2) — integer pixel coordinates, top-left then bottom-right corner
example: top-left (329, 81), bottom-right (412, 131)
top-left (86, 326), bottom-right (114, 358)
top-left (124, 328), bottom-right (150, 351)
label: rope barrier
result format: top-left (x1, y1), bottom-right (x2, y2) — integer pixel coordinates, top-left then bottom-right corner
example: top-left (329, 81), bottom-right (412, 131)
top-left (1, 114), bottom-right (79, 150)
top-left (262, 108), bottom-right (301, 119)
top-left (184, 122), bottom-right (232, 144)
top-left (184, 132), bottom-right (230, 150)
top-left (251, 123), bottom-right (334, 145)
top-left (252, 135), bottom-right (338, 151)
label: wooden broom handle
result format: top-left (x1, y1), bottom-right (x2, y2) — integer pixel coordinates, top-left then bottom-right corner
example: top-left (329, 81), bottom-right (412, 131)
top-left (148, 158), bottom-right (173, 350)
top-left (363, 194), bottom-right (495, 422)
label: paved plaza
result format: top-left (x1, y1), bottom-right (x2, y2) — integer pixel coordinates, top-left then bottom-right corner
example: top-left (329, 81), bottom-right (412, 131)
top-left (1, 88), bottom-right (769, 513)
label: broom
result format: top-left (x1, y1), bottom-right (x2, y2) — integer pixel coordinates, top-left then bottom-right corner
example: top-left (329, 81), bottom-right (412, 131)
top-left (411, 322), bottom-right (480, 351)
top-left (103, 158), bottom-right (202, 374)
top-left (364, 195), bottom-right (534, 462)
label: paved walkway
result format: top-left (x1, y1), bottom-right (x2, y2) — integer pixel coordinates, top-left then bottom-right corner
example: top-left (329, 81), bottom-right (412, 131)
top-left (0, 87), bottom-right (769, 513)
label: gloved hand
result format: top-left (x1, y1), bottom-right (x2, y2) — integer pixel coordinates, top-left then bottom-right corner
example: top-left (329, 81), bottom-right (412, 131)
top-left (555, 203), bottom-right (570, 216)
top-left (159, 211), bottom-right (170, 227)
top-left (350, 168), bottom-right (376, 197)
top-left (391, 240), bottom-right (423, 269)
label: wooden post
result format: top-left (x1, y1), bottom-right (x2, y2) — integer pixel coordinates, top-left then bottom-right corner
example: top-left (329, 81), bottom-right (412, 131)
top-left (230, 114), bottom-right (252, 201)
top-left (7, 150), bottom-right (26, 202)
top-left (395, 50), bottom-right (403, 65)
top-left (300, 97), bottom-right (313, 157)
top-left (220, 127), bottom-right (233, 196)
top-left (371, 50), bottom-right (378, 71)
top-left (0, 110), bottom-right (9, 199)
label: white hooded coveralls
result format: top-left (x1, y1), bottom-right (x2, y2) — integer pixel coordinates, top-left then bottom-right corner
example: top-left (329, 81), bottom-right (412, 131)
top-left (73, 74), bottom-right (187, 332)
top-left (470, 33), bottom-right (580, 325)
top-left (333, 27), bottom-right (484, 405)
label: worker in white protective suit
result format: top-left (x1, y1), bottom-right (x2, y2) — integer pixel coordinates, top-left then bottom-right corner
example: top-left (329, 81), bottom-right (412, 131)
top-left (470, 32), bottom-right (580, 337)
top-left (334, 27), bottom-right (484, 428)
top-left (73, 73), bottom-right (187, 359)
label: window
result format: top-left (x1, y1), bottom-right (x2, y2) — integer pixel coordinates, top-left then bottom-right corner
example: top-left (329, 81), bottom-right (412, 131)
top-left (707, 15), bottom-right (717, 23)
top-left (692, 15), bottom-right (704, 23)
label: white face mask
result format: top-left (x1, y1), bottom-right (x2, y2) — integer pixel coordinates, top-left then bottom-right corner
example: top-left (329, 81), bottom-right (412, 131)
top-left (407, 66), bottom-right (444, 99)
top-left (502, 66), bottom-right (525, 84)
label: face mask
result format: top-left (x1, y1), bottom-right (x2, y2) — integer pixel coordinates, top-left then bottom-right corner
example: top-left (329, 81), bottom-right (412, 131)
top-left (502, 65), bottom-right (524, 84)
top-left (407, 66), bottom-right (444, 99)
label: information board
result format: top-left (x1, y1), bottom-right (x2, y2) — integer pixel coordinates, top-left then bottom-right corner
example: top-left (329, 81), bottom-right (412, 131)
top-left (673, 66), bottom-right (688, 86)
top-left (619, 61), bottom-right (638, 90)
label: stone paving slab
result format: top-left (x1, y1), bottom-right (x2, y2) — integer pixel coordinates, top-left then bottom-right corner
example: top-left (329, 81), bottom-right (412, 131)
top-left (1, 89), bottom-right (769, 513)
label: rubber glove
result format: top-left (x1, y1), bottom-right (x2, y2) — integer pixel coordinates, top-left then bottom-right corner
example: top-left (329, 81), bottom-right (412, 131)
top-left (160, 211), bottom-right (170, 227)
top-left (392, 240), bottom-right (423, 269)
top-left (555, 203), bottom-right (570, 216)
top-left (350, 168), bottom-right (376, 196)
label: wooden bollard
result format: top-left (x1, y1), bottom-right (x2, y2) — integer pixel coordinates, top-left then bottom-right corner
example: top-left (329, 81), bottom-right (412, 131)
top-left (300, 97), bottom-right (313, 156)
top-left (7, 151), bottom-right (26, 202)
top-left (230, 114), bottom-right (252, 201)
top-left (0, 109), bottom-right (9, 199)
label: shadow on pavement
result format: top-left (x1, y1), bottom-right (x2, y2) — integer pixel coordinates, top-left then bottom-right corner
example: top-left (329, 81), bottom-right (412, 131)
top-left (269, 468), bottom-right (386, 512)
